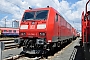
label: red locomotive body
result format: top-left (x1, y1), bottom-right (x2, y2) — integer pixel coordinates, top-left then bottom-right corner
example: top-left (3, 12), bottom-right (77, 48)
top-left (72, 27), bottom-right (77, 39)
top-left (17, 6), bottom-right (76, 54)
top-left (81, 0), bottom-right (90, 60)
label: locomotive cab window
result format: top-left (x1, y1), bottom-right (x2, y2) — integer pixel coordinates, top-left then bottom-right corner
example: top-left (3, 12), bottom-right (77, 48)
top-left (4, 30), bottom-right (7, 32)
top-left (84, 16), bottom-right (86, 21)
top-left (55, 13), bottom-right (58, 22)
top-left (88, 15), bottom-right (90, 20)
top-left (36, 10), bottom-right (48, 20)
top-left (9, 30), bottom-right (12, 32)
top-left (87, 11), bottom-right (90, 20)
top-left (13, 30), bottom-right (16, 33)
top-left (84, 15), bottom-right (90, 20)
top-left (23, 12), bottom-right (35, 20)
top-left (23, 10), bottom-right (48, 20)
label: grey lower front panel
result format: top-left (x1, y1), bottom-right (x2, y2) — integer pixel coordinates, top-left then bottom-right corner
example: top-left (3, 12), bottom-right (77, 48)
top-left (23, 47), bottom-right (47, 54)
top-left (52, 36), bottom-right (73, 42)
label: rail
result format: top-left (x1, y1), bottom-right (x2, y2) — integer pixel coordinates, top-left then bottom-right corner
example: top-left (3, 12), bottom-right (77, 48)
top-left (0, 39), bottom-right (19, 60)
top-left (0, 39), bottom-right (14, 41)
top-left (4, 54), bottom-right (25, 60)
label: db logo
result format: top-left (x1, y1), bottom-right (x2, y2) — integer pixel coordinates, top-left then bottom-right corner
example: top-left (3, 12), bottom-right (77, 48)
top-left (30, 25), bottom-right (35, 29)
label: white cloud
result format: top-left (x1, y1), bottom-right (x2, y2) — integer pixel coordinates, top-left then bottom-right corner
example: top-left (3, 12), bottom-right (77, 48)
top-left (0, 0), bottom-right (90, 32)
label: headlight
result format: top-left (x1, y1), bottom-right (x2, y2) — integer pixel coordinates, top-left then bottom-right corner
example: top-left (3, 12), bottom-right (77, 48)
top-left (39, 32), bottom-right (46, 36)
top-left (37, 24), bottom-right (46, 29)
top-left (20, 25), bottom-right (28, 29)
top-left (20, 32), bottom-right (26, 36)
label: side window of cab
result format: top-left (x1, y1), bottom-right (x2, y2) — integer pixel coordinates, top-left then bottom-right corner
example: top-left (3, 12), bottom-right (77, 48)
top-left (88, 15), bottom-right (90, 20)
top-left (88, 11), bottom-right (90, 20)
top-left (55, 13), bottom-right (58, 22)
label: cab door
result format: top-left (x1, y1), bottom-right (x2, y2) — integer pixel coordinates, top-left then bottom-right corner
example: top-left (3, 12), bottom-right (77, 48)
top-left (54, 13), bottom-right (59, 40)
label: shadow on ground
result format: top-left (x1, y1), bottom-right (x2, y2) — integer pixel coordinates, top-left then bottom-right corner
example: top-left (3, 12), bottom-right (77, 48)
top-left (74, 46), bottom-right (85, 60)
top-left (69, 40), bottom-right (85, 60)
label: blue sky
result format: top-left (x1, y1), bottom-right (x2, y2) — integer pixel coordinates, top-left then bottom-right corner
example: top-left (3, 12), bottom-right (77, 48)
top-left (64, 0), bottom-right (78, 3)
top-left (0, 12), bottom-right (12, 20)
top-left (59, 0), bottom-right (79, 5)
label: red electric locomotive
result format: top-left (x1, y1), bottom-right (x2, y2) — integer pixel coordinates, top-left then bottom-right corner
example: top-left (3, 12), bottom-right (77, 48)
top-left (15, 6), bottom-right (76, 55)
top-left (81, 0), bottom-right (90, 60)
top-left (77, 32), bottom-right (80, 37)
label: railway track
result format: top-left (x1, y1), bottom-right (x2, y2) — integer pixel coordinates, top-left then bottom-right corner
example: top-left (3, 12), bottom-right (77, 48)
top-left (3, 38), bottom-right (79, 60)
top-left (0, 39), bottom-right (14, 41)
top-left (0, 38), bottom-right (18, 50)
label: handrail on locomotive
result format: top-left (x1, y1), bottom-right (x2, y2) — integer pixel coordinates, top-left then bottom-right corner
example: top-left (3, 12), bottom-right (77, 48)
top-left (86, 0), bottom-right (90, 13)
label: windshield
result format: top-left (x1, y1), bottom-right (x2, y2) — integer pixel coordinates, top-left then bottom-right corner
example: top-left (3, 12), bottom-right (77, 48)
top-left (23, 12), bottom-right (35, 20)
top-left (22, 10), bottom-right (48, 20)
top-left (36, 10), bottom-right (48, 20)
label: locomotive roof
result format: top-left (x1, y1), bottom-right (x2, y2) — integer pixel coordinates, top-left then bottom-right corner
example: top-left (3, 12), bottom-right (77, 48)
top-left (24, 7), bottom-right (73, 29)
top-left (25, 7), bottom-right (63, 18)
top-left (25, 7), bottom-right (53, 11)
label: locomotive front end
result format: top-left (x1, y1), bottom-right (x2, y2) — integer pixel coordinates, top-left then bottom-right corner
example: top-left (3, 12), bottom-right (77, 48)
top-left (17, 8), bottom-right (52, 54)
